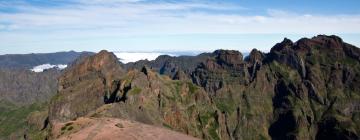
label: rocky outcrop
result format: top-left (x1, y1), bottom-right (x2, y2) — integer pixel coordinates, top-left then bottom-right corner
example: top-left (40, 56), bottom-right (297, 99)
top-left (49, 50), bottom-right (125, 122)
top-left (246, 49), bottom-right (265, 81)
top-left (191, 50), bottom-right (250, 94)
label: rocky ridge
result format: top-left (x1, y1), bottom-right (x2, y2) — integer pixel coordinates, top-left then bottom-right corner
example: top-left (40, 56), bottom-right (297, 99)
top-left (30, 35), bottom-right (360, 140)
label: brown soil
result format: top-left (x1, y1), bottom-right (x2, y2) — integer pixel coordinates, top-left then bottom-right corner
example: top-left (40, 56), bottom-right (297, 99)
top-left (54, 117), bottom-right (199, 140)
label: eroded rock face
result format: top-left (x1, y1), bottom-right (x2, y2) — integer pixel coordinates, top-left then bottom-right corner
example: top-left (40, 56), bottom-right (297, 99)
top-left (266, 35), bottom-right (360, 140)
top-left (246, 49), bottom-right (265, 81)
top-left (214, 50), bottom-right (243, 66)
top-left (191, 50), bottom-right (250, 94)
top-left (47, 35), bottom-right (360, 140)
top-left (49, 50), bottom-right (125, 122)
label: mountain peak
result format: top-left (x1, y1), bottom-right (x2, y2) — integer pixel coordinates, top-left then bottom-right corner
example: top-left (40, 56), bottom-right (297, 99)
top-left (213, 49), bottom-right (243, 65)
top-left (247, 48), bottom-right (264, 63)
top-left (270, 38), bottom-right (294, 52)
top-left (51, 50), bottom-right (125, 122)
top-left (61, 50), bottom-right (123, 83)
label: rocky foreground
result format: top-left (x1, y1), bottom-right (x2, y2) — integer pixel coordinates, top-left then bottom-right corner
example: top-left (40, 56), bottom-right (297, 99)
top-left (25, 35), bottom-right (360, 140)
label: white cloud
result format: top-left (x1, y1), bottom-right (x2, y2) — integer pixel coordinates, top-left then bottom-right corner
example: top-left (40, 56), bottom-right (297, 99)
top-left (0, 1), bottom-right (359, 53)
top-left (0, 2), bottom-right (359, 34)
top-left (31, 64), bottom-right (67, 72)
top-left (114, 52), bottom-right (176, 63)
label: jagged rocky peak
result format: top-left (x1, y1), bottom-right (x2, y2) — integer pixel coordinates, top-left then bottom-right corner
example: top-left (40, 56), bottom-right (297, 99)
top-left (50, 50), bottom-right (125, 122)
top-left (84, 50), bottom-right (123, 72)
top-left (311, 35), bottom-right (344, 48)
top-left (272, 35), bottom-right (346, 53)
top-left (301, 35), bottom-right (359, 60)
top-left (270, 38), bottom-right (294, 52)
top-left (196, 49), bottom-right (247, 72)
top-left (246, 48), bottom-right (265, 63)
top-left (192, 49), bottom-right (250, 93)
top-left (214, 49), bottom-right (244, 65)
top-left (246, 49), bottom-right (264, 81)
top-left (60, 50), bottom-right (124, 88)
top-left (267, 35), bottom-right (357, 73)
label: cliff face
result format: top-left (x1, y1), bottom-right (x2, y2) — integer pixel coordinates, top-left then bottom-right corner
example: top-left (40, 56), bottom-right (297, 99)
top-left (265, 35), bottom-right (360, 140)
top-left (49, 50), bottom-right (125, 122)
top-left (191, 50), bottom-right (250, 94)
top-left (0, 69), bottom-right (60, 105)
top-left (47, 35), bottom-right (360, 140)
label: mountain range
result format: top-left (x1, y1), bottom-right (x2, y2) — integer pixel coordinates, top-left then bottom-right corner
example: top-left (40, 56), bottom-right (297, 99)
top-left (0, 35), bottom-right (359, 140)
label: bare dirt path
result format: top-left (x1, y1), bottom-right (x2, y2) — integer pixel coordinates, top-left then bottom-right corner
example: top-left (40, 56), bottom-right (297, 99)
top-left (56, 117), bottom-right (199, 140)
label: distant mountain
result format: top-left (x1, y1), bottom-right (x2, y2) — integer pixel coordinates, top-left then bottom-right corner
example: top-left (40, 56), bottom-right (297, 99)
top-left (0, 51), bottom-right (94, 69)
top-left (114, 51), bottom-right (213, 64)
top-left (0, 51), bottom-right (95, 139)
top-left (123, 51), bottom-right (249, 80)
top-left (0, 69), bottom-right (60, 105)
top-left (0, 51), bottom-right (94, 105)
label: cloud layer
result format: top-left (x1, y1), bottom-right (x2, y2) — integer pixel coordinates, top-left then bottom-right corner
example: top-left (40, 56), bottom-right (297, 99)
top-left (0, 0), bottom-right (360, 54)
top-left (31, 64), bottom-right (67, 72)
top-left (1, 1), bottom-right (359, 34)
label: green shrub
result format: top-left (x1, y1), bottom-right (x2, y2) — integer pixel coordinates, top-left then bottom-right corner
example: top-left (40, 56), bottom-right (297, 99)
top-left (129, 87), bottom-right (142, 95)
top-left (0, 101), bottom-right (46, 138)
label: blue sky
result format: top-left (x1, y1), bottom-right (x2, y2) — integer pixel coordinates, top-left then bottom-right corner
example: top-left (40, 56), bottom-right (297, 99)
top-left (0, 0), bottom-right (360, 54)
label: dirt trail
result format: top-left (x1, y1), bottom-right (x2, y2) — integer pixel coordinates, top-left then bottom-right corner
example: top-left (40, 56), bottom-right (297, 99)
top-left (56, 117), bottom-right (199, 140)
top-left (85, 119), bottom-right (105, 140)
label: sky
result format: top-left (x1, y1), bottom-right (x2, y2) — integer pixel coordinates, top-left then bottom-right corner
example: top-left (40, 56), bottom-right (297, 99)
top-left (0, 0), bottom-right (360, 54)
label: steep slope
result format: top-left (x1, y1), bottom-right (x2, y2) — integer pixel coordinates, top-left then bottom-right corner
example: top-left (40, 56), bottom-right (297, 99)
top-left (0, 69), bottom-right (60, 105)
top-left (191, 49), bottom-right (274, 139)
top-left (49, 50), bottom-right (125, 122)
top-left (0, 100), bottom-right (47, 139)
top-left (45, 35), bottom-right (359, 140)
top-left (265, 35), bottom-right (360, 140)
top-left (0, 51), bottom-right (94, 139)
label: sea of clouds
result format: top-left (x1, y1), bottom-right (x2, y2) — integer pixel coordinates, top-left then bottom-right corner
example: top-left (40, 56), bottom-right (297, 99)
top-left (114, 52), bottom-right (170, 64)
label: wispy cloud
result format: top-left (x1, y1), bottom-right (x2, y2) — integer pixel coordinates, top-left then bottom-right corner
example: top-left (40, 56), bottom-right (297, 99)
top-left (0, 1), bottom-right (244, 31)
top-left (0, 0), bottom-right (359, 54)
top-left (0, 1), bottom-right (358, 33)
